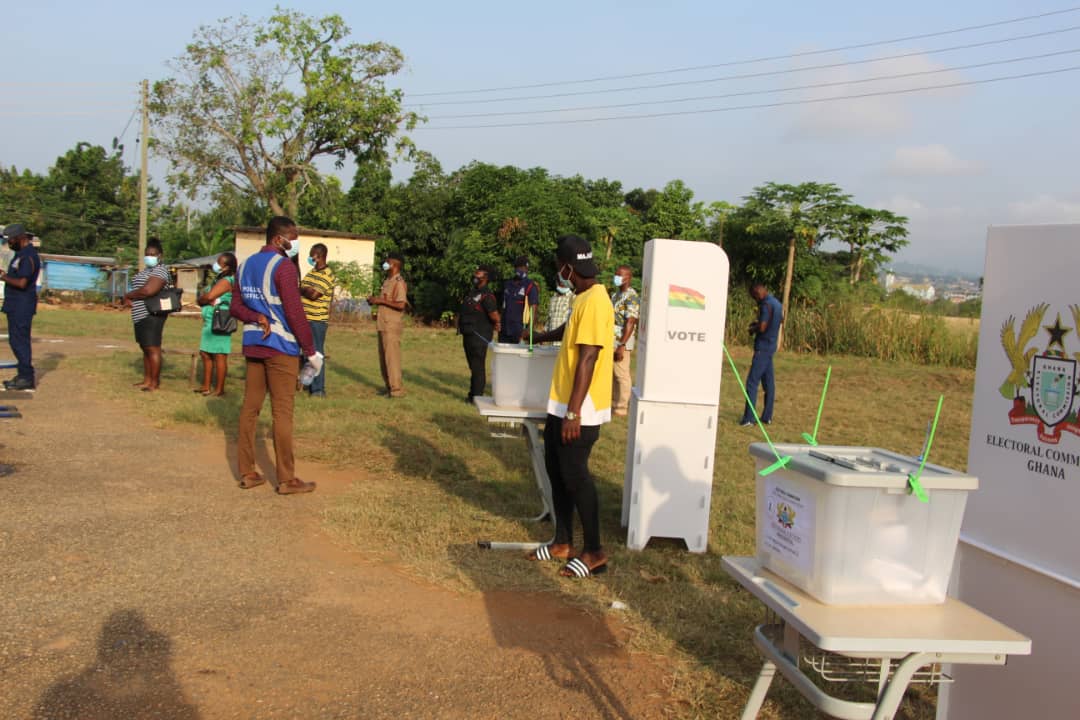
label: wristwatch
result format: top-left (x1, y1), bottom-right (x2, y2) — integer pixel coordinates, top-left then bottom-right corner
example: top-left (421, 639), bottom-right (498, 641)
top-left (565, 411), bottom-right (578, 421)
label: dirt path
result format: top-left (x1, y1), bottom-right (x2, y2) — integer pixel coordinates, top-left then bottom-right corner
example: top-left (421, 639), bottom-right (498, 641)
top-left (0, 338), bottom-right (672, 719)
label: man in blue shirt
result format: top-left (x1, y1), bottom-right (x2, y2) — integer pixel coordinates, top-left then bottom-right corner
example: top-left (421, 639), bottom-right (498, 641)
top-left (498, 255), bottom-right (539, 344)
top-left (740, 282), bottom-right (783, 426)
top-left (1, 224), bottom-right (41, 391)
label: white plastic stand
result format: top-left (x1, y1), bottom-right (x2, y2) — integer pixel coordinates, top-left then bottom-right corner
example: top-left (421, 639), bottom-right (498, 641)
top-left (621, 389), bottom-right (718, 552)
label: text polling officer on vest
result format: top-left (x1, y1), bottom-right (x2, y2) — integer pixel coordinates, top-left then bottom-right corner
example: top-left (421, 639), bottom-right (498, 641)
top-left (228, 216), bottom-right (322, 495)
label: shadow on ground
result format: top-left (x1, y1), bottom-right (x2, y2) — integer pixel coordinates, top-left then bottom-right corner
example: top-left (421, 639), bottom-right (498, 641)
top-left (32, 609), bottom-right (200, 720)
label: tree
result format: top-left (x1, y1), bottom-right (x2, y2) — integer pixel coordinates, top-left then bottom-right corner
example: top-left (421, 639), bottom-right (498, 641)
top-left (151, 10), bottom-right (420, 219)
top-left (642, 180), bottom-right (706, 240)
top-left (833, 206), bottom-right (909, 284)
top-left (705, 200), bottom-right (737, 248)
top-left (740, 182), bottom-right (851, 347)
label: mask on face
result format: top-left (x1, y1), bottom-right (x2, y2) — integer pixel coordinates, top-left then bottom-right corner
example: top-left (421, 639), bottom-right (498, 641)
top-left (212, 261), bottom-right (222, 273)
top-left (555, 286), bottom-right (570, 295)
top-left (285, 244), bottom-right (299, 259)
top-left (144, 256), bottom-right (159, 268)
top-left (516, 269), bottom-right (527, 279)
top-left (307, 256), bottom-right (316, 267)
top-left (471, 276), bottom-right (483, 288)
top-left (382, 261), bottom-right (391, 271)
top-left (613, 275), bottom-right (624, 288)
top-left (556, 265), bottom-right (574, 291)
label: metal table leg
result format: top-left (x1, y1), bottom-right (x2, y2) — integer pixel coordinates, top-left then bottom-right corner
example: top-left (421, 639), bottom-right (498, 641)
top-left (870, 652), bottom-right (935, 720)
top-left (477, 419), bottom-right (556, 552)
top-left (740, 660), bottom-right (777, 720)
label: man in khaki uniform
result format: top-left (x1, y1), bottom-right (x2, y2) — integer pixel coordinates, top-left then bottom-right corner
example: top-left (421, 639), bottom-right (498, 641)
top-left (368, 251), bottom-right (408, 398)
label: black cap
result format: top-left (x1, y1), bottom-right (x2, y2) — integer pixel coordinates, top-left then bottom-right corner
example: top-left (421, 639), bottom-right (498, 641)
top-left (2, 223), bottom-right (30, 239)
top-left (386, 251), bottom-right (405, 264)
top-left (555, 235), bottom-right (599, 278)
top-left (513, 255), bottom-right (529, 268)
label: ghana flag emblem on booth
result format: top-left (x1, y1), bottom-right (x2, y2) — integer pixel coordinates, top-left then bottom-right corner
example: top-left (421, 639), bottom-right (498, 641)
top-left (668, 284), bottom-right (706, 310)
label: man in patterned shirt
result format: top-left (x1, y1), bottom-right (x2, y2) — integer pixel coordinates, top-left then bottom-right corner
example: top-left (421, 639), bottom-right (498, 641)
top-left (545, 283), bottom-right (574, 347)
top-left (610, 265), bottom-right (639, 417)
top-left (300, 243), bottom-right (335, 398)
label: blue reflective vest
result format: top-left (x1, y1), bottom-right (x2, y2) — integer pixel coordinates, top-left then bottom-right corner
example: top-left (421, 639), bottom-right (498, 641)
top-left (238, 252), bottom-right (301, 356)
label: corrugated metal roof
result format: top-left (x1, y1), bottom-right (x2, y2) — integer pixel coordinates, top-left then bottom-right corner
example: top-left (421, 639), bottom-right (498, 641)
top-left (233, 226), bottom-right (379, 241)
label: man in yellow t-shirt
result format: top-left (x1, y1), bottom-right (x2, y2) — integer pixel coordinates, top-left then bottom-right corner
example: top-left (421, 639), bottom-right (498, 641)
top-left (300, 243), bottom-right (335, 397)
top-left (529, 234), bottom-right (613, 578)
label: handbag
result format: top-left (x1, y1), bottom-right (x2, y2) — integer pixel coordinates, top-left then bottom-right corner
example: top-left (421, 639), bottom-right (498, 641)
top-left (211, 303), bottom-right (237, 335)
top-left (146, 286), bottom-right (183, 315)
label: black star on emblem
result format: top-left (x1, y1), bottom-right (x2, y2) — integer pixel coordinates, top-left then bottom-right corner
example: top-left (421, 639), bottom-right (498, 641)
top-left (1044, 313), bottom-right (1071, 350)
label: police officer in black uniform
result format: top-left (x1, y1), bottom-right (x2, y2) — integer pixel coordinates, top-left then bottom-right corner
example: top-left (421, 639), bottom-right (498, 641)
top-left (498, 255), bottom-right (538, 344)
top-left (1, 224), bottom-right (41, 391)
top-left (459, 265), bottom-right (501, 403)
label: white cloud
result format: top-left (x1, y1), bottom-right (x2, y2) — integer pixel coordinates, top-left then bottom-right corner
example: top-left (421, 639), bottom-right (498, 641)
top-left (887, 144), bottom-right (983, 176)
top-left (1006, 194), bottom-right (1080, 224)
top-left (787, 51), bottom-right (967, 140)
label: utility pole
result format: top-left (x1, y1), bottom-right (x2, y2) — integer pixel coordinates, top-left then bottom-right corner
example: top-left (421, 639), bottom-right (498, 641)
top-left (137, 79), bottom-right (149, 270)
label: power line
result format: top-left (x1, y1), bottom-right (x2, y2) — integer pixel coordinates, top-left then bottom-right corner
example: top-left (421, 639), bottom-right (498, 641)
top-left (0, 81), bottom-right (137, 87)
top-left (408, 6), bottom-right (1080, 96)
top-left (0, 109), bottom-right (133, 116)
top-left (427, 47), bottom-right (1080, 119)
top-left (417, 64), bottom-right (1080, 129)
top-left (408, 24), bottom-right (1080, 108)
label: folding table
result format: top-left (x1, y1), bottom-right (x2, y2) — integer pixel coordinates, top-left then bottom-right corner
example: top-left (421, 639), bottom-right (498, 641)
top-left (722, 556), bottom-right (1031, 720)
top-left (472, 396), bottom-right (553, 551)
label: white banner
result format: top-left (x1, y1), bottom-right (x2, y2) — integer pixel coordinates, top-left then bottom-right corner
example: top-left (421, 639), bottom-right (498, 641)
top-left (966, 224), bottom-right (1080, 583)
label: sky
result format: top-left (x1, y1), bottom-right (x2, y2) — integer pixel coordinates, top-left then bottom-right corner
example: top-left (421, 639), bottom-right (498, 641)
top-left (4, 0), bottom-right (1080, 275)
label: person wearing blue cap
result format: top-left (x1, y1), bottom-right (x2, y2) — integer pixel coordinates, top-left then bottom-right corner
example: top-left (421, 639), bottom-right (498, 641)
top-left (0, 224), bottom-right (41, 391)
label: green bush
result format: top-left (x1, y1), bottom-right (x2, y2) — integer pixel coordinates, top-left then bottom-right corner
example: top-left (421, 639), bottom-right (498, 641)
top-left (726, 290), bottom-right (977, 368)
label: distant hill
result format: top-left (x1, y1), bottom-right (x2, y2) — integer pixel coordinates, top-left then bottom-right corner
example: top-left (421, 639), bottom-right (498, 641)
top-left (888, 261), bottom-right (981, 282)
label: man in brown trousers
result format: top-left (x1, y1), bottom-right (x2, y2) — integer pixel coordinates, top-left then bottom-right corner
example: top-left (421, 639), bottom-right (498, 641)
top-left (368, 251), bottom-right (408, 398)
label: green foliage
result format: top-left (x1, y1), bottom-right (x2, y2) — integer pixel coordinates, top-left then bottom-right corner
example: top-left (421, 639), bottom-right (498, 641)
top-left (328, 260), bottom-right (375, 299)
top-left (412, 280), bottom-right (450, 322)
top-left (726, 290), bottom-right (977, 368)
top-left (151, 9), bottom-right (420, 218)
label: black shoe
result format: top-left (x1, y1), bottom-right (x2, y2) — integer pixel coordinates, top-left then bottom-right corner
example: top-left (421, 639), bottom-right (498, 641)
top-left (4, 377), bottom-right (35, 391)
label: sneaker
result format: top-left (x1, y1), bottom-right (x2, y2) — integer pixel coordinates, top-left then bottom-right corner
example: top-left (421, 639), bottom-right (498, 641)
top-left (739, 420), bottom-right (754, 427)
top-left (4, 377), bottom-right (35, 392)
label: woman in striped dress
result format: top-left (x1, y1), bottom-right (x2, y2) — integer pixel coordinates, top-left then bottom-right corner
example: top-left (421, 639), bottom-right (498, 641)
top-left (121, 239), bottom-right (171, 392)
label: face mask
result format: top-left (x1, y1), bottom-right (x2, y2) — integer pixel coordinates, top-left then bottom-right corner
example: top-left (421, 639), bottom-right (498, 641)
top-left (144, 256), bottom-right (159, 268)
top-left (555, 286), bottom-right (570, 295)
top-left (382, 261), bottom-right (391, 271)
top-left (285, 244), bottom-right (299, 259)
top-left (472, 276), bottom-right (483, 288)
top-left (613, 275), bottom-right (624, 288)
top-left (307, 256), bottom-right (316, 267)
top-left (516, 270), bottom-right (527, 279)
top-left (212, 261), bottom-right (222, 273)
top-left (556, 265), bottom-right (574, 290)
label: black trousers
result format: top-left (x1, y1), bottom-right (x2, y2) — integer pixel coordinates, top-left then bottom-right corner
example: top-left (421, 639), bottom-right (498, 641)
top-left (543, 415), bottom-right (602, 552)
top-left (5, 311), bottom-right (33, 380)
top-left (463, 334), bottom-right (490, 399)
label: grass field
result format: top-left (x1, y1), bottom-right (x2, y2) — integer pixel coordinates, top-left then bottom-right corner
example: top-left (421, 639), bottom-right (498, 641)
top-left (31, 306), bottom-right (976, 719)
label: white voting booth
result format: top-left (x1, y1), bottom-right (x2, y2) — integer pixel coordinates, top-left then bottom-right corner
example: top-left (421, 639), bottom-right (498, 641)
top-left (937, 225), bottom-right (1080, 720)
top-left (622, 239), bottom-right (728, 551)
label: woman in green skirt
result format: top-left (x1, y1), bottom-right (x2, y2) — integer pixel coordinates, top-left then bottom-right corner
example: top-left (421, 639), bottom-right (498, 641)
top-left (195, 252), bottom-right (237, 396)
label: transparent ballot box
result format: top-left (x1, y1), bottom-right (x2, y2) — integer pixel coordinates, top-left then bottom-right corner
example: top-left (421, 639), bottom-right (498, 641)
top-left (750, 443), bottom-right (978, 605)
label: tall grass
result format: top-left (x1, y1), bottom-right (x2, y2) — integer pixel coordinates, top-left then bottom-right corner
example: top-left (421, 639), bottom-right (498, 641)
top-left (726, 294), bottom-right (978, 368)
